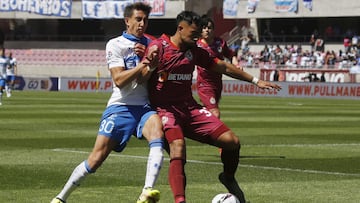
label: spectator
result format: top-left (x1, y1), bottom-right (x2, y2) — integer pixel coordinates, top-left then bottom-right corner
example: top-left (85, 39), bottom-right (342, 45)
top-left (240, 35), bottom-right (251, 54)
top-left (324, 50), bottom-right (336, 67)
top-left (315, 35), bottom-right (325, 52)
top-left (309, 32), bottom-right (317, 52)
top-left (351, 34), bottom-right (359, 53)
top-left (344, 35), bottom-right (351, 53)
top-left (260, 44), bottom-right (271, 67)
top-left (274, 44), bottom-right (283, 65)
top-left (300, 51), bottom-right (312, 68)
top-left (313, 51), bottom-right (325, 68)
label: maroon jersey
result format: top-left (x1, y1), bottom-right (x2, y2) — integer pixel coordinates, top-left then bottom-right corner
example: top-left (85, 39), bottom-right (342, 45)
top-left (196, 37), bottom-right (235, 98)
top-left (148, 34), bottom-right (217, 106)
top-left (147, 34), bottom-right (230, 144)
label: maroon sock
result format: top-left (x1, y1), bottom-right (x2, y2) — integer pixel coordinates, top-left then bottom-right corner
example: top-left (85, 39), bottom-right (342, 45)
top-left (169, 158), bottom-right (186, 202)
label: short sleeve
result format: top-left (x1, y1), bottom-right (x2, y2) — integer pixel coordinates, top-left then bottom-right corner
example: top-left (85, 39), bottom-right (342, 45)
top-left (106, 39), bottom-right (125, 69)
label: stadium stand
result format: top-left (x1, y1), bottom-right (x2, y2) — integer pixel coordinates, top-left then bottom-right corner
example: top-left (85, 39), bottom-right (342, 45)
top-left (9, 48), bottom-right (108, 78)
top-left (11, 49), bottom-right (105, 66)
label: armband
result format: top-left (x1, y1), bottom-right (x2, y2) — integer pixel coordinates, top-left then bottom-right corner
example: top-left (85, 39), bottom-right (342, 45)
top-left (251, 77), bottom-right (259, 85)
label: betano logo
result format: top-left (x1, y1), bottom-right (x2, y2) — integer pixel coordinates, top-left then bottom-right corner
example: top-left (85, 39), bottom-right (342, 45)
top-left (158, 72), bottom-right (192, 82)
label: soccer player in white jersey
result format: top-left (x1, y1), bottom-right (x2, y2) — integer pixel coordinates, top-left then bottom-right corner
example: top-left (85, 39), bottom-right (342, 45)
top-left (6, 52), bottom-right (17, 97)
top-left (51, 2), bottom-right (164, 203)
top-left (0, 47), bottom-right (10, 105)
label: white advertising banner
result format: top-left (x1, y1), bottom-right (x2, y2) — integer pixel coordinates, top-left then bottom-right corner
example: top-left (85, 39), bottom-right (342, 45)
top-left (82, 0), bottom-right (165, 19)
top-left (0, 0), bottom-right (72, 17)
top-left (59, 77), bottom-right (360, 100)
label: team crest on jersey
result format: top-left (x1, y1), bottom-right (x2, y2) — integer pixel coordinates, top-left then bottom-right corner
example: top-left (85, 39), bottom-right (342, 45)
top-left (185, 50), bottom-right (193, 61)
top-left (217, 46), bottom-right (223, 53)
top-left (161, 116), bottom-right (169, 125)
top-left (210, 97), bottom-right (216, 104)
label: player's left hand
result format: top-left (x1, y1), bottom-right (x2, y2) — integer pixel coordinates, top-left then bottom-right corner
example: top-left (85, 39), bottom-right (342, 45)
top-left (143, 45), bottom-right (159, 71)
top-left (257, 80), bottom-right (282, 91)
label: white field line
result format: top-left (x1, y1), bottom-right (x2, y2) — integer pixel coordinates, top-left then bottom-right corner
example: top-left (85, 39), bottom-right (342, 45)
top-left (246, 143), bottom-right (360, 147)
top-left (52, 148), bottom-right (360, 177)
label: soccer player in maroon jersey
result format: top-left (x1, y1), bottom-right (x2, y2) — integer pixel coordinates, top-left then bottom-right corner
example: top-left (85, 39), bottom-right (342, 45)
top-left (146, 11), bottom-right (281, 203)
top-left (196, 15), bottom-right (238, 118)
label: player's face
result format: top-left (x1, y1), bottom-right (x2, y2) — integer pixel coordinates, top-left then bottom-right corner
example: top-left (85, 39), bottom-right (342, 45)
top-left (179, 21), bottom-right (201, 48)
top-left (125, 9), bottom-right (148, 38)
top-left (201, 22), bottom-right (214, 40)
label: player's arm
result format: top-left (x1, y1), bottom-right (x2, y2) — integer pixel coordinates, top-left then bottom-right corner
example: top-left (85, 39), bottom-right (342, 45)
top-left (109, 65), bottom-right (145, 88)
top-left (14, 62), bottom-right (17, 75)
top-left (137, 45), bottom-right (159, 83)
top-left (110, 45), bottom-right (158, 88)
top-left (210, 59), bottom-right (282, 90)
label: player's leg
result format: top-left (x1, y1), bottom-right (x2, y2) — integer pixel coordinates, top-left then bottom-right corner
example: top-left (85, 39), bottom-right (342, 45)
top-left (137, 113), bottom-right (164, 202)
top-left (155, 106), bottom-right (187, 203)
top-left (167, 129), bottom-right (187, 203)
top-left (5, 76), bottom-right (10, 97)
top-left (51, 135), bottom-right (117, 203)
top-left (0, 79), bottom-right (5, 105)
top-left (51, 105), bottom-right (133, 203)
top-left (6, 76), bottom-right (14, 97)
top-left (188, 107), bottom-right (246, 203)
top-left (216, 130), bottom-right (246, 203)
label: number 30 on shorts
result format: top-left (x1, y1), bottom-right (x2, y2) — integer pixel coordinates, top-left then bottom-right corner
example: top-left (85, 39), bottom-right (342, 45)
top-left (99, 120), bottom-right (115, 134)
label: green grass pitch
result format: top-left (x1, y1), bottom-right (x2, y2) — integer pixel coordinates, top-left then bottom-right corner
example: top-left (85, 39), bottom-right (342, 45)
top-left (0, 91), bottom-right (359, 203)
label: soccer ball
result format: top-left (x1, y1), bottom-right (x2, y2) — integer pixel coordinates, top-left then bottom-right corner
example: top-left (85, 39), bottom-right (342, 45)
top-left (211, 193), bottom-right (240, 203)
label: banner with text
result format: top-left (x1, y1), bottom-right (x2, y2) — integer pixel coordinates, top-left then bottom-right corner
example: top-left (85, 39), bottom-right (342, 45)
top-left (59, 77), bottom-right (113, 92)
top-left (82, 0), bottom-right (165, 19)
top-left (0, 0), bottom-right (72, 17)
top-left (274, 0), bottom-right (298, 13)
top-left (192, 80), bottom-right (360, 100)
top-left (58, 77), bottom-right (360, 100)
top-left (260, 68), bottom-right (354, 83)
top-left (14, 76), bottom-right (58, 91)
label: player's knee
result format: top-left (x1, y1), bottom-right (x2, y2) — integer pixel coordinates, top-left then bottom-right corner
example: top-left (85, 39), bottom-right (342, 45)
top-left (169, 139), bottom-right (186, 159)
top-left (219, 131), bottom-right (240, 150)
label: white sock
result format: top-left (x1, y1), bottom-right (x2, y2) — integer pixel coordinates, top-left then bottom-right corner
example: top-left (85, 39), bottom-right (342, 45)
top-left (56, 161), bottom-right (91, 201)
top-left (144, 146), bottom-right (164, 189)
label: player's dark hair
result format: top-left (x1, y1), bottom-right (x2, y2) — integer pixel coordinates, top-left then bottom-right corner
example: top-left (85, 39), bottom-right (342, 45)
top-left (176, 11), bottom-right (201, 27)
top-left (124, 2), bottom-right (152, 18)
top-left (200, 15), bottom-right (215, 29)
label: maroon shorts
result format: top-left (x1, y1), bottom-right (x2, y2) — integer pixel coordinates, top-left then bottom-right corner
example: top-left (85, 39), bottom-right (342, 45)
top-left (197, 86), bottom-right (221, 110)
top-left (156, 100), bottom-right (229, 145)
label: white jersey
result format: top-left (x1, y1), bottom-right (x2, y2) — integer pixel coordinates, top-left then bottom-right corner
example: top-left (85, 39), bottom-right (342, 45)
top-left (105, 35), bottom-right (149, 106)
top-left (0, 57), bottom-right (9, 79)
top-left (6, 57), bottom-right (16, 76)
